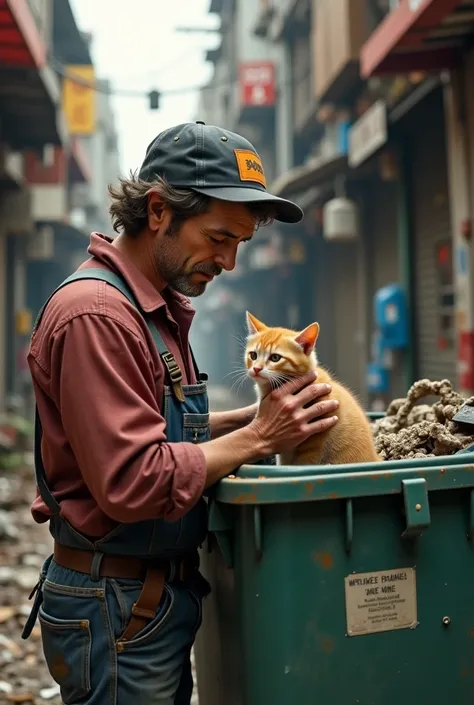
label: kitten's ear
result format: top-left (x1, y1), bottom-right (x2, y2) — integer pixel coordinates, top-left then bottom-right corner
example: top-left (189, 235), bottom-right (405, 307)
top-left (246, 311), bottom-right (266, 335)
top-left (295, 322), bottom-right (320, 355)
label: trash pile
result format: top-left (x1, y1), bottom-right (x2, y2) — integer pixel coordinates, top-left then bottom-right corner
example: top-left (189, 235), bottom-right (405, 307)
top-left (0, 458), bottom-right (61, 705)
top-left (0, 458), bottom-right (200, 704)
top-left (372, 379), bottom-right (474, 460)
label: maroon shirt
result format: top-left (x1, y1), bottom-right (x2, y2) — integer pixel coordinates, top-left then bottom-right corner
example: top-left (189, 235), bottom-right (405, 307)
top-left (28, 233), bottom-right (207, 538)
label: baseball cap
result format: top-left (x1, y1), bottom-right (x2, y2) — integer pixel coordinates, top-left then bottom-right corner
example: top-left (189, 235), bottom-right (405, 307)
top-left (138, 121), bottom-right (303, 224)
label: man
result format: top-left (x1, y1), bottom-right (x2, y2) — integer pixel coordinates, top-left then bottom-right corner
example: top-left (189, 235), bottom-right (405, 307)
top-left (22, 122), bottom-right (339, 705)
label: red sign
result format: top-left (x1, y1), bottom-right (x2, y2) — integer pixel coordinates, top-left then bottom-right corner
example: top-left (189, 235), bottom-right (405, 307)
top-left (239, 62), bottom-right (276, 107)
top-left (458, 330), bottom-right (474, 390)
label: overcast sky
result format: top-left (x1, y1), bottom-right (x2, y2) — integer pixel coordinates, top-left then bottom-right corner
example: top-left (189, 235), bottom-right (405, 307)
top-left (69, 0), bottom-right (219, 174)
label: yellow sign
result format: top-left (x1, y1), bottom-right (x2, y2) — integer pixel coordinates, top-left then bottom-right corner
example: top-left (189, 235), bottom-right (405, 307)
top-left (234, 149), bottom-right (266, 188)
top-left (62, 65), bottom-right (96, 135)
top-left (289, 240), bottom-right (306, 264)
top-left (16, 309), bottom-right (32, 336)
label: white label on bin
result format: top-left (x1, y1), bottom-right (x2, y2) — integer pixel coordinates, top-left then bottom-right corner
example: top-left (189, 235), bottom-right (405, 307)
top-left (344, 567), bottom-right (417, 636)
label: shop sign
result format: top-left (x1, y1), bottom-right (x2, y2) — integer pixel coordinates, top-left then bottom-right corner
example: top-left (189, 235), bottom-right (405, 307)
top-left (239, 62), bottom-right (276, 107)
top-left (348, 100), bottom-right (387, 169)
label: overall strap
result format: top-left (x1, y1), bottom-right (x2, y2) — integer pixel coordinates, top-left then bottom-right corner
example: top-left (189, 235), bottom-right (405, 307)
top-left (33, 267), bottom-right (191, 518)
top-left (60, 268), bottom-right (186, 401)
top-left (35, 410), bottom-right (61, 516)
top-left (189, 347), bottom-right (203, 380)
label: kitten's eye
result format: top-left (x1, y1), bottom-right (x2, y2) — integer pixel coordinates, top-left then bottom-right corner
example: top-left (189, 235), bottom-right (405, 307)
top-left (249, 351), bottom-right (257, 361)
top-left (269, 354), bottom-right (282, 363)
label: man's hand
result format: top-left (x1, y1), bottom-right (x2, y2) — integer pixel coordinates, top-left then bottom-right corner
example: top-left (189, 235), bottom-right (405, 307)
top-left (209, 404), bottom-right (257, 439)
top-left (200, 371), bottom-right (339, 487)
top-left (248, 372), bottom-right (338, 457)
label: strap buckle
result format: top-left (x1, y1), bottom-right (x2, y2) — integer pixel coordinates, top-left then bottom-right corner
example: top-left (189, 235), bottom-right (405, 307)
top-left (161, 352), bottom-right (183, 384)
top-left (131, 603), bottom-right (156, 619)
top-left (119, 567), bottom-right (166, 643)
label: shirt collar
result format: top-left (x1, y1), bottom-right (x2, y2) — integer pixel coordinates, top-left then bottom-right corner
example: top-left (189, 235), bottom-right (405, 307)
top-left (85, 233), bottom-right (196, 322)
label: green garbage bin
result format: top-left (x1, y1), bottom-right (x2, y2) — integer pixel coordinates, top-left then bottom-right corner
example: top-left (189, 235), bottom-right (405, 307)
top-left (194, 451), bottom-right (474, 705)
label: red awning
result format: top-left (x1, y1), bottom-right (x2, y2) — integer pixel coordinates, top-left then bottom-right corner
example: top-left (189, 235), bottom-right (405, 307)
top-left (360, 0), bottom-right (466, 78)
top-left (0, 0), bottom-right (46, 68)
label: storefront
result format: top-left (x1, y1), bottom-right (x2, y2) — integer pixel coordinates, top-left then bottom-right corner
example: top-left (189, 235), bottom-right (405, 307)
top-left (357, 169), bottom-right (407, 402)
top-left (402, 86), bottom-right (456, 382)
top-left (360, 0), bottom-right (474, 392)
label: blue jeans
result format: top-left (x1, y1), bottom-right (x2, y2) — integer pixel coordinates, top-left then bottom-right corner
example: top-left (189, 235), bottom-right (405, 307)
top-left (37, 558), bottom-right (204, 705)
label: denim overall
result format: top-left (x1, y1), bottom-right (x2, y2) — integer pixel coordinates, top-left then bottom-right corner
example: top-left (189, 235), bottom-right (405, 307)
top-left (22, 268), bottom-right (211, 705)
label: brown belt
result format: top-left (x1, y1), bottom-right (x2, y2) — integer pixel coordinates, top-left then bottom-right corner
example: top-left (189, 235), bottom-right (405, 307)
top-left (53, 542), bottom-right (196, 642)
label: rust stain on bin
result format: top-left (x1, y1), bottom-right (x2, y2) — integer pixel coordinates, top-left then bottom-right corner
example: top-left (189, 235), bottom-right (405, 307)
top-left (460, 667), bottom-right (474, 678)
top-left (320, 636), bottom-right (335, 654)
top-left (305, 482), bottom-right (315, 495)
top-left (313, 551), bottom-right (334, 570)
top-left (233, 493), bottom-right (257, 504)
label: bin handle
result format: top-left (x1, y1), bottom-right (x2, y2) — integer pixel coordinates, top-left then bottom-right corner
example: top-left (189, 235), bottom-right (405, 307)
top-left (253, 506), bottom-right (263, 560)
top-left (401, 478), bottom-right (431, 538)
top-left (208, 498), bottom-right (234, 569)
top-left (345, 499), bottom-right (353, 553)
top-left (468, 489), bottom-right (474, 542)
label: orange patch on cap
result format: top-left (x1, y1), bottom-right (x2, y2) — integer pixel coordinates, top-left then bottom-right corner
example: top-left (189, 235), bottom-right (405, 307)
top-left (234, 149), bottom-right (266, 188)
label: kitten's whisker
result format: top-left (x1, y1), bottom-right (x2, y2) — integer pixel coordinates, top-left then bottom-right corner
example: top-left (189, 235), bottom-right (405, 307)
top-left (225, 369), bottom-right (247, 379)
top-left (233, 372), bottom-right (247, 384)
top-left (228, 361), bottom-right (249, 371)
top-left (268, 371), bottom-right (293, 390)
top-left (231, 334), bottom-right (247, 350)
top-left (269, 377), bottom-right (279, 391)
top-left (236, 377), bottom-right (248, 394)
top-left (229, 371), bottom-right (251, 393)
top-left (274, 370), bottom-right (293, 379)
top-left (268, 373), bottom-right (286, 391)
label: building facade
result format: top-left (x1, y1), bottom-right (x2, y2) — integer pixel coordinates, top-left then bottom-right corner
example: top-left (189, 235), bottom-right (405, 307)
top-left (360, 0), bottom-right (474, 396)
top-left (193, 0), bottom-right (473, 412)
top-left (193, 0), bottom-right (313, 398)
top-left (0, 0), bottom-right (68, 407)
top-left (0, 0), bottom-right (120, 411)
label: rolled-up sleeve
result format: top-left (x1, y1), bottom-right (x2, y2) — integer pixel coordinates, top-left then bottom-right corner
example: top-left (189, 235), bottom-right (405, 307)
top-left (51, 313), bottom-right (206, 523)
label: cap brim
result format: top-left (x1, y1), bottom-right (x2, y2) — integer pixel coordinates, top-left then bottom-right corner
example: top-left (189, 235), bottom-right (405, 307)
top-left (192, 186), bottom-right (303, 224)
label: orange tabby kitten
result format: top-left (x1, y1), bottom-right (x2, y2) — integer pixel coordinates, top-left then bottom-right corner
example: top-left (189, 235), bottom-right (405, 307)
top-left (245, 312), bottom-right (380, 466)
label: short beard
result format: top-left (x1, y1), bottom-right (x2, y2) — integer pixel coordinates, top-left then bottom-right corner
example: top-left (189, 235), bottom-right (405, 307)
top-left (154, 220), bottom-right (222, 297)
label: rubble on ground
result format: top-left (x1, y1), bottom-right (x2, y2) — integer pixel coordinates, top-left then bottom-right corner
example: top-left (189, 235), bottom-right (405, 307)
top-left (372, 379), bottom-right (474, 460)
top-left (0, 458), bottom-right (200, 704)
top-left (0, 458), bottom-right (61, 705)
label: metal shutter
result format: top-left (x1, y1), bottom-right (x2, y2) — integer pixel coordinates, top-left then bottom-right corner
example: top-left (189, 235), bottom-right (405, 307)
top-left (365, 177), bottom-right (407, 398)
top-left (315, 237), bottom-right (364, 398)
top-left (410, 89), bottom-right (456, 382)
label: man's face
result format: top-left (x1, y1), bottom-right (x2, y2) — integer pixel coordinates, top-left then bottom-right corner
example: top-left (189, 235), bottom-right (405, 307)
top-left (154, 199), bottom-right (257, 297)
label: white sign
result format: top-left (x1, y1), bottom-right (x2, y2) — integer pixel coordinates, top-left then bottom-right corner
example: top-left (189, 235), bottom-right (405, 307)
top-left (251, 84), bottom-right (266, 105)
top-left (348, 100), bottom-right (388, 169)
top-left (241, 65), bottom-right (274, 84)
top-left (385, 303), bottom-right (399, 323)
top-left (345, 567), bottom-right (418, 636)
